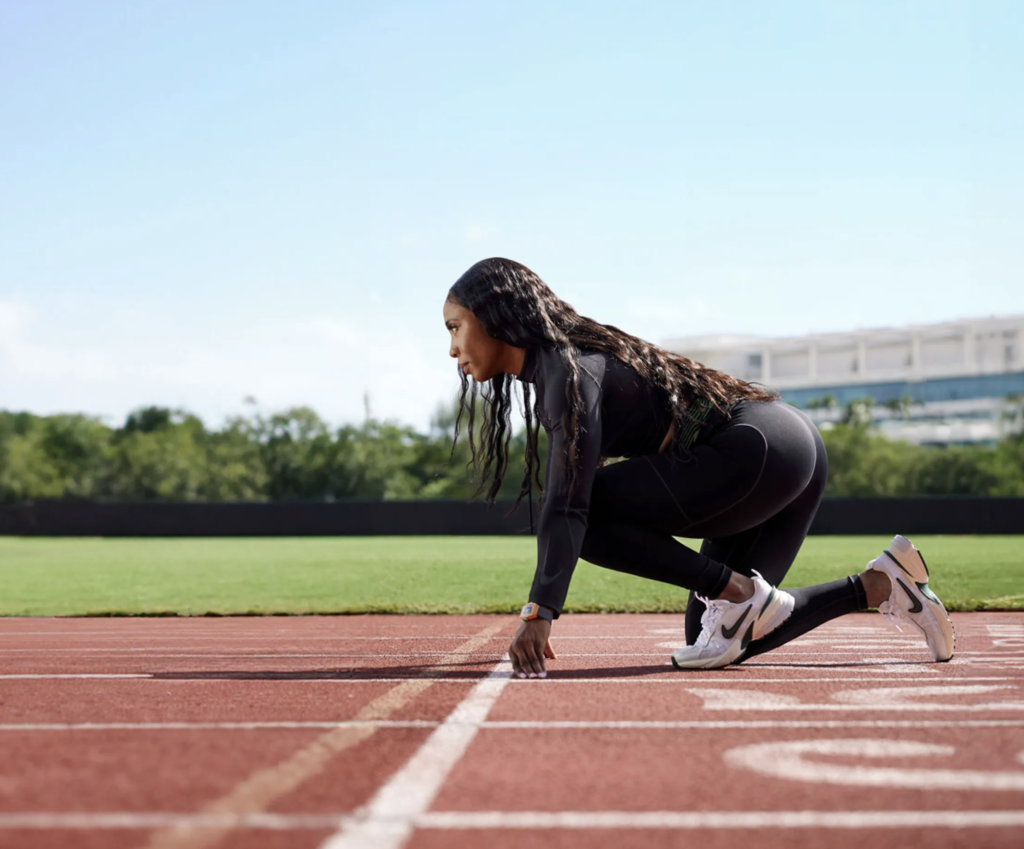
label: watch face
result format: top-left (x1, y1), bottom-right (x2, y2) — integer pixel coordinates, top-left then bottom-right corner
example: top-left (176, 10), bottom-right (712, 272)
top-left (520, 603), bottom-right (535, 618)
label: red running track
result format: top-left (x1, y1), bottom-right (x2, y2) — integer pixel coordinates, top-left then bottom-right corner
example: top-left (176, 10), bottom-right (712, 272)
top-left (0, 612), bottom-right (1022, 849)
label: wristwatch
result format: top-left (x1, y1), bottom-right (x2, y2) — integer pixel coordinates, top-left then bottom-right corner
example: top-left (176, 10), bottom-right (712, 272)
top-left (520, 602), bottom-right (554, 623)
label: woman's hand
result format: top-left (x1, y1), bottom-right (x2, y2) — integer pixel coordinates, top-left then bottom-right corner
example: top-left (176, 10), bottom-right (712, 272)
top-left (509, 617), bottom-right (557, 678)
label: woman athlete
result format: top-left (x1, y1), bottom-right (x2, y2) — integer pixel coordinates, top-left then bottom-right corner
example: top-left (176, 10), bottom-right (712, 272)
top-left (443, 257), bottom-right (955, 679)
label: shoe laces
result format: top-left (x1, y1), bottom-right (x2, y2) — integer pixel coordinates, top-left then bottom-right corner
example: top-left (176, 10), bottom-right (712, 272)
top-left (878, 599), bottom-right (907, 633)
top-left (694, 595), bottom-right (726, 647)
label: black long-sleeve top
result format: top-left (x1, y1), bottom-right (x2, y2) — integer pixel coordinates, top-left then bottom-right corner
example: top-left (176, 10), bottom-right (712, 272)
top-left (515, 345), bottom-right (675, 617)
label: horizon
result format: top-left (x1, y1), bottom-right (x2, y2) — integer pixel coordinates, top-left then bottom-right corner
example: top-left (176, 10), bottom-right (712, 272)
top-left (2, 1), bottom-right (1021, 433)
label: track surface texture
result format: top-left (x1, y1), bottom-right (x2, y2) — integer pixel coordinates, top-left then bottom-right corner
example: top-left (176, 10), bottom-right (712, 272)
top-left (1, 612), bottom-right (1022, 849)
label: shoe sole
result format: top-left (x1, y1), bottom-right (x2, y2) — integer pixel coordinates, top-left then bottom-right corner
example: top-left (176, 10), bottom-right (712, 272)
top-left (671, 586), bottom-right (795, 671)
top-left (670, 632), bottom-right (749, 670)
top-left (876, 536), bottom-right (955, 662)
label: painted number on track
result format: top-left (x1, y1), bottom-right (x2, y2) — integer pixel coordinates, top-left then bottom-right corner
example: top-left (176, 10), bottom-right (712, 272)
top-left (724, 739), bottom-right (1024, 791)
top-left (687, 685), bottom-right (1024, 711)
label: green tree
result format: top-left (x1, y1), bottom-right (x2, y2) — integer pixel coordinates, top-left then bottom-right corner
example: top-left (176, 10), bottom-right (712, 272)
top-left (200, 416), bottom-right (269, 500)
top-left (106, 408), bottom-right (209, 500)
top-left (0, 413), bottom-right (65, 502)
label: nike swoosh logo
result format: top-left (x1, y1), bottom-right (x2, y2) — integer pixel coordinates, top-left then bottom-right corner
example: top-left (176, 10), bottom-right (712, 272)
top-left (896, 578), bottom-right (923, 614)
top-left (740, 621), bottom-right (755, 651)
top-left (721, 604), bottom-right (752, 640)
top-left (539, 569), bottom-right (564, 586)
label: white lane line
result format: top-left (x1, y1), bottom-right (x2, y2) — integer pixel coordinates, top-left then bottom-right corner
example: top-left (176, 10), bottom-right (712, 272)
top-left (479, 719), bottom-right (1024, 729)
top-left (0, 637), bottom-right (682, 651)
top-left (11, 643), bottom-right (996, 656)
top-left (321, 658), bottom-right (512, 849)
top-left (135, 625), bottom-right (505, 849)
top-left (3, 809), bottom-right (1023, 831)
top-left (0, 636), bottom-right (934, 652)
top-left (417, 810), bottom-right (1024, 829)
top-left (686, 685), bottom-right (1024, 712)
top-left (0, 632), bottom-right (722, 640)
top-left (0, 721), bottom-right (440, 731)
top-left (0, 647), bottom-right (502, 654)
top-left (10, 649), bottom-right (1014, 661)
top-left (0, 652), bottom-right (703, 659)
top-left (0, 637), bottom-right (933, 652)
top-left (20, 654), bottom-right (505, 661)
top-left (0, 674), bottom-right (150, 679)
top-left (3, 675), bottom-right (1019, 683)
top-left (0, 813), bottom-right (349, 830)
top-left (4, 719), bottom-right (1023, 732)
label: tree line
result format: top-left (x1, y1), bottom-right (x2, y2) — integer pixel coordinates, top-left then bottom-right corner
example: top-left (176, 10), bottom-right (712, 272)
top-left (1, 397), bottom-right (1021, 504)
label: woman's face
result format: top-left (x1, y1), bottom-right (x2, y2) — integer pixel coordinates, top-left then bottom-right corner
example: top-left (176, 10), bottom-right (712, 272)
top-left (443, 297), bottom-right (506, 382)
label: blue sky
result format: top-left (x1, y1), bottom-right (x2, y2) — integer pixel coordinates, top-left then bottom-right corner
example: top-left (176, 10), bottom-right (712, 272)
top-left (1, 0), bottom-right (1021, 432)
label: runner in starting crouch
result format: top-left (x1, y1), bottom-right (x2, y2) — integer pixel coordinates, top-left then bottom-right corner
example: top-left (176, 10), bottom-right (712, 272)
top-left (442, 257), bottom-right (955, 677)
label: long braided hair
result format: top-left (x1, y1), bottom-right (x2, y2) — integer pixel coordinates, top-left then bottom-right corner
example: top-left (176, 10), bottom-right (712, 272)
top-left (446, 257), bottom-right (777, 513)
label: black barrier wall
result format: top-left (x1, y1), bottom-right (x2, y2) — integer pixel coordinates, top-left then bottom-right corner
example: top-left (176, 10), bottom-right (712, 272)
top-left (0, 498), bottom-right (1022, 536)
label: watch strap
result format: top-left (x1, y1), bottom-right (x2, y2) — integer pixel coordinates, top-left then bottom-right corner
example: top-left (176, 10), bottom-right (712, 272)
top-left (520, 602), bottom-right (554, 623)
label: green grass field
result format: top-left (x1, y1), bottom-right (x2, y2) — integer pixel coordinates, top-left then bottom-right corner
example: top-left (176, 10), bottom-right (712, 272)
top-left (0, 536), bottom-right (1021, 616)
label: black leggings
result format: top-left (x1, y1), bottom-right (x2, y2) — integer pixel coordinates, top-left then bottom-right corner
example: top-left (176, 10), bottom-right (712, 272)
top-left (579, 400), bottom-right (868, 657)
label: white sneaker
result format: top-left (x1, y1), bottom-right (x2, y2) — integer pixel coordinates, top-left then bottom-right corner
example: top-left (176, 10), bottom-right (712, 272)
top-left (865, 535), bottom-right (954, 662)
top-left (671, 572), bottom-right (795, 669)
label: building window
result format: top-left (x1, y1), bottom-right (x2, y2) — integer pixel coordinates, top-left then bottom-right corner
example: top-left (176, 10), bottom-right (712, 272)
top-left (746, 353), bottom-right (762, 379)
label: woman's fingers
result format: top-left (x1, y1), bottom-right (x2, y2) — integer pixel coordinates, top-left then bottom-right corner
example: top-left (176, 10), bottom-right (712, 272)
top-left (509, 639), bottom-right (524, 678)
top-left (523, 640), bottom-right (546, 677)
top-left (509, 619), bottom-right (553, 678)
top-left (543, 640), bottom-right (557, 660)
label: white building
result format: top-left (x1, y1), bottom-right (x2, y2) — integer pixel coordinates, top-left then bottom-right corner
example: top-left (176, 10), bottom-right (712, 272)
top-left (663, 315), bottom-right (1024, 445)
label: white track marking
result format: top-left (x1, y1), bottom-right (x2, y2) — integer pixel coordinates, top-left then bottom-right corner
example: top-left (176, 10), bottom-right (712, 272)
top-left (688, 685), bottom-right (1024, 711)
top-left (418, 810), bottom-right (1024, 829)
top-left (0, 634), bottom-right (951, 650)
top-left (15, 651), bottom-right (1018, 666)
top-left (2, 674), bottom-right (1017, 683)
top-left (0, 632), bottom-right (675, 639)
top-left (0, 653), bottom-right (501, 659)
top-left (321, 658), bottom-right (512, 849)
top-left (0, 721), bottom-right (440, 731)
top-left (862, 664), bottom-right (940, 674)
top-left (0, 648), bottom-right (507, 654)
top-left (0, 651), bottom-right (704, 659)
top-left (138, 624), bottom-right (505, 849)
top-left (4, 810), bottom-right (1024, 831)
top-left (0, 813), bottom-right (349, 830)
top-left (479, 719), bottom-right (1024, 729)
top-left (725, 739), bottom-right (1024, 791)
top-left (7, 638), bottom-right (1017, 654)
top-left (830, 685), bottom-right (1020, 706)
top-left (4, 719), bottom-right (1024, 732)
top-left (0, 674), bottom-right (150, 679)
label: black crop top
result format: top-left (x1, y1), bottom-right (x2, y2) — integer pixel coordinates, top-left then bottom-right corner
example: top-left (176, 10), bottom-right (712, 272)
top-left (515, 345), bottom-right (675, 617)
